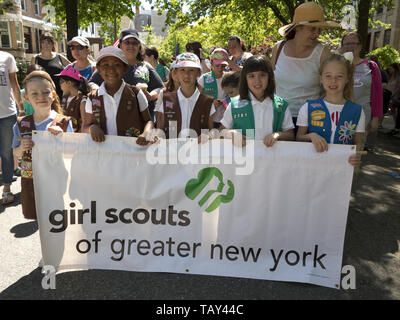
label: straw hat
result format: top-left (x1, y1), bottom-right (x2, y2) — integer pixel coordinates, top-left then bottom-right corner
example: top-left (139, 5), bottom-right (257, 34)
top-left (278, 2), bottom-right (341, 37)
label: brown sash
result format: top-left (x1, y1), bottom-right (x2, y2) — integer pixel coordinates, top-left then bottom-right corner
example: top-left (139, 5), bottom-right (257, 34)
top-left (87, 84), bottom-right (149, 137)
top-left (160, 91), bottom-right (213, 138)
top-left (61, 93), bottom-right (85, 132)
top-left (17, 113), bottom-right (70, 220)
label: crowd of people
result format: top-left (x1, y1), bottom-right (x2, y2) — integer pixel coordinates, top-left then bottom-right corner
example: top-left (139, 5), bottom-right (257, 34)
top-left (0, 2), bottom-right (397, 220)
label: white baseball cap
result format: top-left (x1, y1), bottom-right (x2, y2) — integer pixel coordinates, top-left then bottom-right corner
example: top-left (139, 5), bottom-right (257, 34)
top-left (96, 46), bottom-right (129, 65)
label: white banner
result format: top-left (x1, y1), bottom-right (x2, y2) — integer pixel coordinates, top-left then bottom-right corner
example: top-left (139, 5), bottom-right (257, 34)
top-left (32, 131), bottom-right (355, 289)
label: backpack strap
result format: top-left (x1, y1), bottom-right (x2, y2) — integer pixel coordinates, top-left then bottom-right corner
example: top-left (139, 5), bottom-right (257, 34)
top-left (274, 40), bottom-right (287, 70)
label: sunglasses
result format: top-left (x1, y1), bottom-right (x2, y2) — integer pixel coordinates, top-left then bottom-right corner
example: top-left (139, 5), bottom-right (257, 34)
top-left (69, 45), bottom-right (87, 51)
top-left (121, 39), bottom-right (140, 46)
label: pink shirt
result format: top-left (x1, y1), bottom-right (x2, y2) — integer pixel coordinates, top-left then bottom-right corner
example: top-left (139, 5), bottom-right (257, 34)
top-left (353, 59), bottom-right (383, 118)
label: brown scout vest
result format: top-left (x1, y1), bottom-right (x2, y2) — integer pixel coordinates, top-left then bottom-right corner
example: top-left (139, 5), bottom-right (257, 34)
top-left (17, 113), bottom-right (70, 220)
top-left (87, 84), bottom-right (149, 137)
top-left (160, 91), bottom-right (213, 138)
top-left (60, 92), bottom-right (85, 132)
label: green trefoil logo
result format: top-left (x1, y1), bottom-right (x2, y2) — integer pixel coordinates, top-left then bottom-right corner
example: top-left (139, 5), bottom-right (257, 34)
top-left (185, 167), bottom-right (234, 213)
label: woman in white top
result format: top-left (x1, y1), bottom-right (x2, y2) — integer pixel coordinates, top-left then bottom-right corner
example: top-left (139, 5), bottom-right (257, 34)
top-left (271, 2), bottom-right (339, 123)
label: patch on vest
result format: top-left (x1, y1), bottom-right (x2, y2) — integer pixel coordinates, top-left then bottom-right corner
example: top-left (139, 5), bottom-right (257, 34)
top-left (204, 74), bottom-right (214, 84)
top-left (20, 121), bottom-right (31, 128)
top-left (310, 102), bottom-right (323, 109)
top-left (311, 110), bottom-right (326, 127)
top-left (338, 121), bottom-right (357, 144)
top-left (233, 112), bottom-right (249, 119)
top-left (126, 127), bottom-right (141, 137)
top-left (21, 157), bottom-right (33, 179)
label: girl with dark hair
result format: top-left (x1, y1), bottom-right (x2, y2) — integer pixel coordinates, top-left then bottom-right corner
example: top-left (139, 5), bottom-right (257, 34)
top-left (219, 55), bottom-right (294, 147)
top-left (55, 65), bottom-right (90, 132)
top-left (144, 45), bottom-right (170, 83)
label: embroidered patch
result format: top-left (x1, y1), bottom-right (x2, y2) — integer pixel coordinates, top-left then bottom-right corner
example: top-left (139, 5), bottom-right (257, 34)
top-left (92, 99), bottom-right (101, 107)
top-left (338, 121), bottom-right (356, 144)
top-left (205, 74), bottom-right (214, 84)
top-left (126, 127), bottom-right (141, 137)
top-left (311, 110), bottom-right (326, 127)
top-left (311, 103), bottom-right (323, 109)
top-left (20, 121), bottom-right (31, 128)
top-left (166, 101), bottom-right (174, 109)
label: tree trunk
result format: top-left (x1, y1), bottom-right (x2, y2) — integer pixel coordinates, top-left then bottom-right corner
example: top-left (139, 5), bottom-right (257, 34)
top-left (357, 0), bottom-right (372, 56)
top-left (64, 0), bottom-right (78, 61)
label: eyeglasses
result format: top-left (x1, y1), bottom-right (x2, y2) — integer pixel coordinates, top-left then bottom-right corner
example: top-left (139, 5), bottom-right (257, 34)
top-left (122, 39), bottom-right (139, 46)
top-left (69, 45), bottom-right (87, 51)
top-left (342, 42), bottom-right (361, 47)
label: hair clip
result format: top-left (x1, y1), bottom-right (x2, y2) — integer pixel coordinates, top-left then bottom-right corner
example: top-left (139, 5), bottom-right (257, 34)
top-left (342, 52), bottom-right (354, 64)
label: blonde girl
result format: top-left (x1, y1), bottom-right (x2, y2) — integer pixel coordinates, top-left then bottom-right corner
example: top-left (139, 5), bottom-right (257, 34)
top-left (12, 71), bottom-right (73, 219)
top-left (296, 53), bottom-right (366, 167)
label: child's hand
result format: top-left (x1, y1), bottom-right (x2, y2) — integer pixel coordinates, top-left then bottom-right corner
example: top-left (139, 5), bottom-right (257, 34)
top-left (89, 124), bottom-right (105, 142)
top-left (263, 132), bottom-right (279, 148)
top-left (18, 137), bottom-right (34, 152)
top-left (309, 133), bottom-right (328, 152)
top-left (198, 133), bottom-right (211, 144)
top-left (348, 154), bottom-right (361, 167)
top-left (48, 125), bottom-right (63, 135)
top-left (136, 134), bottom-right (159, 146)
top-left (229, 130), bottom-right (246, 147)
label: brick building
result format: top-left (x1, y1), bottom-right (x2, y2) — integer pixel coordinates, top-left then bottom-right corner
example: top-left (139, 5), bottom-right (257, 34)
top-left (0, 0), bottom-right (66, 61)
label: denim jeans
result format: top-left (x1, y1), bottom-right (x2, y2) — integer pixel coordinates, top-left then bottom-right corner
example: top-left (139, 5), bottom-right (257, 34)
top-left (0, 114), bottom-right (17, 186)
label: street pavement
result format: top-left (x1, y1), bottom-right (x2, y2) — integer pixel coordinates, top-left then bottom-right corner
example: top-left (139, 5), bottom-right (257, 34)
top-left (0, 115), bottom-right (399, 300)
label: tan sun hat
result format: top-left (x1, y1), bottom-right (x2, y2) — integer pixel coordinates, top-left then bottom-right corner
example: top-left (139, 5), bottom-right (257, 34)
top-left (278, 2), bottom-right (341, 37)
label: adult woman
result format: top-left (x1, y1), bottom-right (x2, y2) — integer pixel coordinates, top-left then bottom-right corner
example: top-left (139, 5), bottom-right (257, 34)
top-left (0, 50), bottom-right (23, 204)
top-left (67, 36), bottom-right (96, 80)
top-left (271, 2), bottom-right (339, 123)
top-left (31, 33), bottom-right (70, 99)
top-left (340, 32), bottom-right (383, 146)
top-left (89, 29), bottom-right (164, 118)
top-left (144, 45), bottom-right (170, 83)
top-left (226, 35), bottom-right (252, 71)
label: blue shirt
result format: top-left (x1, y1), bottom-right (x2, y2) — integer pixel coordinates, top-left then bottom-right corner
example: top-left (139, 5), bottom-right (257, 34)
top-left (75, 64), bottom-right (93, 80)
top-left (12, 110), bottom-right (73, 148)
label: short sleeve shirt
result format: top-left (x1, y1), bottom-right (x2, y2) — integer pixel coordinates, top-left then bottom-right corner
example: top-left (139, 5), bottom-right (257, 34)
top-left (221, 93), bottom-right (294, 140)
top-left (296, 100), bottom-right (366, 144)
top-left (0, 51), bottom-right (18, 119)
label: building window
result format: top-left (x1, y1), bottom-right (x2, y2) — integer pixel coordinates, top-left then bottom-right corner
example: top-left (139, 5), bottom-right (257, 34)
top-left (24, 26), bottom-right (33, 53)
top-left (0, 22), bottom-right (11, 48)
top-left (373, 31), bottom-right (381, 50)
top-left (20, 0), bottom-right (26, 11)
top-left (384, 29), bottom-right (391, 46)
top-left (34, 0), bottom-right (40, 16)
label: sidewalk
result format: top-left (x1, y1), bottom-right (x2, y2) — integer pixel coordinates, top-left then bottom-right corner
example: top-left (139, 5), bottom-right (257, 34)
top-left (0, 116), bottom-right (399, 299)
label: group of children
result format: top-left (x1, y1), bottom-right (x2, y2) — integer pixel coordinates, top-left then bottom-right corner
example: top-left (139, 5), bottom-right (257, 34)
top-left (13, 45), bottom-right (365, 219)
